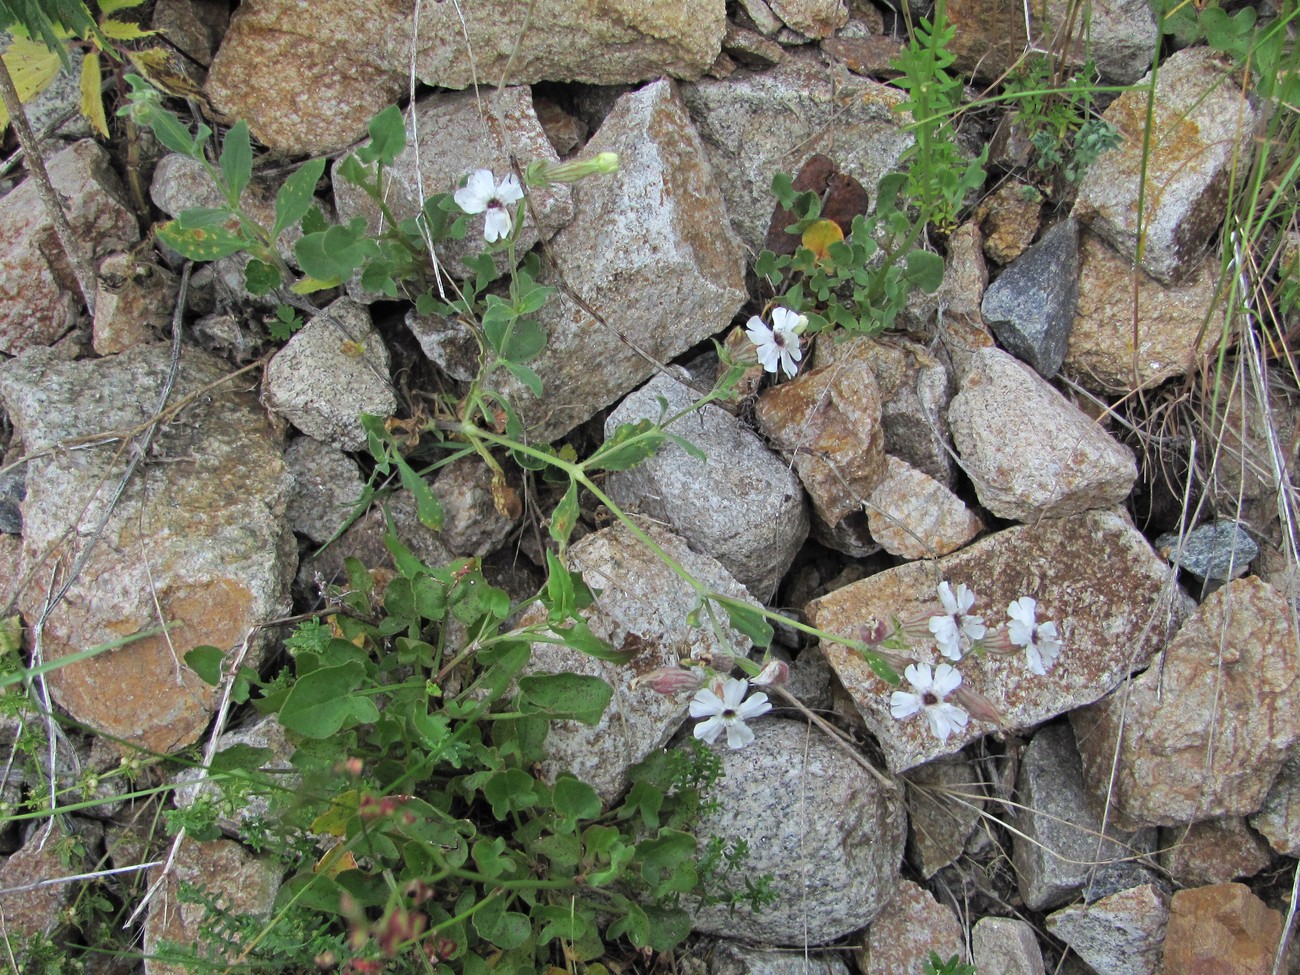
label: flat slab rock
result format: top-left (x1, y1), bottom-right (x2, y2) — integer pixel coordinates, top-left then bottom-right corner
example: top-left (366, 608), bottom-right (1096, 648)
top-left (0, 344), bottom-right (295, 753)
top-left (807, 508), bottom-right (1185, 772)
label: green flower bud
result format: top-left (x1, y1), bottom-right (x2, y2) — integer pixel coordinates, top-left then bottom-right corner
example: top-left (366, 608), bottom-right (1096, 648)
top-left (525, 152), bottom-right (621, 186)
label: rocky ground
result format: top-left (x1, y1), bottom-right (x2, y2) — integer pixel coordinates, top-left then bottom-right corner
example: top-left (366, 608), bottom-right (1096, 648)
top-left (1, 0), bottom-right (1298, 973)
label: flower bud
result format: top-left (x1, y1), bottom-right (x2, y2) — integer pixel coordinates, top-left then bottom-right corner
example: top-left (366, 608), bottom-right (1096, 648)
top-left (525, 152), bottom-right (621, 186)
top-left (635, 667), bottom-right (705, 695)
top-left (752, 659), bottom-right (789, 687)
top-left (953, 685), bottom-right (1006, 727)
top-left (858, 618), bottom-right (890, 645)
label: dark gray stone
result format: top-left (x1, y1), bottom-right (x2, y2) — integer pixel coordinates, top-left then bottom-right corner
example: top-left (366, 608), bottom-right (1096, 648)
top-left (0, 461), bottom-right (25, 534)
top-left (1155, 520), bottom-right (1259, 582)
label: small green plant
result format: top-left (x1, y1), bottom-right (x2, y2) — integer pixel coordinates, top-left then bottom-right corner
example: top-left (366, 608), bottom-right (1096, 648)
top-left (1002, 55), bottom-right (1121, 184)
top-left (924, 951), bottom-right (977, 975)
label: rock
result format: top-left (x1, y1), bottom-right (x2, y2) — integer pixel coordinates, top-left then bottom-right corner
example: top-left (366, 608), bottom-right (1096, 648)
top-left (947, 347), bottom-right (1137, 521)
top-left (1071, 577), bottom-right (1300, 829)
top-left (903, 753), bottom-right (985, 878)
top-left (766, 0), bottom-right (847, 38)
top-left (0, 345), bottom-right (295, 754)
top-left (206, 0), bottom-right (725, 154)
top-left (724, 23), bottom-right (786, 67)
top-left (332, 87), bottom-right (573, 283)
top-left (0, 37), bottom-right (91, 142)
top-left (1046, 884), bottom-right (1170, 975)
top-left (1155, 521), bottom-right (1259, 582)
top-left (681, 49), bottom-right (911, 254)
top-left (0, 824), bottom-right (95, 949)
top-left (404, 309), bottom-right (479, 383)
top-left (737, 0), bottom-right (784, 34)
top-left (1158, 817), bottom-right (1273, 887)
top-left (1075, 47), bottom-right (1263, 284)
top-left (865, 456), bottom-right (983, 559)
top-left (703, 941), bottom-right (851, 975)
top-left (0, 461), bottom-right (25, 535)
top-left (977, 181), bottom-right (1042, 265)
top-left (151, 0), bottom-right (230, 67)
top-left (822, 35), bottom-right (905, 78)
top-left (430, 455), bottom-right (520, 559)
top-left (1159, 883), bottom-right (1283, 975)
top-left (972, 917), bottom-right (1046, 975)
top-left (283, 436), bottom-right (365, 545)
top-left (604, 371), bottom-right (809, 601)
top-left (689, 719), bottom-right (906, 944)
top-left (143, 836), bottom-right (281, 975)
top-left (0, 140), bottom-right (139, 354)
top-left (936, 222), bottom-right (995, 372)
top-left (755, 357), bottom-right (886, 556)
top-left (1251, 751), bottom-right (1300, 856)
top-left (1066, 231), bottom-right (1220, 392)
top-left (815, 333), bottom-right (955, 486)
top-left (172, 715), bottom-right (296, 835)
top-left (534, 95), bottom-right (588, 155)
top-left (92, 253), bottom-right (179, 356)
top-left (1013, 723), bottom-right (1157, 911)
top-left (262, 297), bottom-right (396, 451)
top-left (981, 218), bottom-right (1079, 378)
top-left (497, 79), bottom-right (747, 442)
top-left (860, 879), bottom-right (965, 975)
top-left (807, 508), bottom-right (1186, 772)
top-left (517, 519), bottom-right (758, 803)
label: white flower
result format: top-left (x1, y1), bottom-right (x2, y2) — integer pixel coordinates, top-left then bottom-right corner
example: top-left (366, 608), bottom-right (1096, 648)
top-left (1006, 596), bottom-right (1063, 675)
top-left (454, 169), bottom-right (524, 243)
top-left (890, 662), bottom-right (969, 741)
top-left (689, 676), bottom-right (772, 749)
top-left (744, 307), bottom-right (805, 378)
top-left (928, 581), bottom-right (986, 661)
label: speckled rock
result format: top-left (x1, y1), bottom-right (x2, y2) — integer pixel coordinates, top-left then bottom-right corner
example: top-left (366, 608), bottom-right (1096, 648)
top-left (1251, 750), bottom-right (1300, 856)
top-left (1155, 520), bottom-right (1259, 582)
top-left (605, 372), bottom-right (808, 601)
top-left (0, 824), bottom-right (97, 951)
top-left (807, 508), bottom-right (1186, 772)
top-left (766, 0), bottom-right (847, 37)
top-left (1075, 47), bottom-right (1263, 284)
top-left (283, 436), bottom-right (366, 545)
top-left (903, 753), bottom-right (986, 878)
top-left (860, 879), bottom-right (965, 974)
top-left (92, 253), bottom-right (179, 356)
top-left (1159, 817), bottom-right (1273, 887)
top-left (865, 456), bottom-right (983, 559)
top-left (430, 455), bottom-right (520, 559)
top-left (1072, 577), bottom-right (1300, 829)
top-left (972, 917), bottom-right (1046, 975)
top-left (976, 181), bottom-right (1042, 265)
top-left (948, 347), bottom-right (1137, 521)
top-left (172, 715), bottom-right (296, 835)
top-left (703, 942), bottom-right (850, 975)
top-left (689, 719), bottom-right (906, 944)
top-left (1159, 883), bottom-right (1282, 975)
top-left (1046, 884), bottom-right (1169, 975)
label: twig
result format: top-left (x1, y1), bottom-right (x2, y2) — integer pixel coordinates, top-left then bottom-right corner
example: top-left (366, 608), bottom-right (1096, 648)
top-left (769, 684), bottom-right (897, 792)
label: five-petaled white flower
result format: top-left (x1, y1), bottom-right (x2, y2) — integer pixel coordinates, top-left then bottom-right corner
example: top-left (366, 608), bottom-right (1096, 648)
top-left (454, 169), bottom-right (524, 243)
top-left (1006, 597), bottom-right (1062, 675)
top-left (890, 662), bottom-right (969, 741)
top-left (744, 307), bottom-right (805, 378)
top-left (689, 676), bottom-right (772, 749)
top-left (928, 581), bottom-right (986, 661)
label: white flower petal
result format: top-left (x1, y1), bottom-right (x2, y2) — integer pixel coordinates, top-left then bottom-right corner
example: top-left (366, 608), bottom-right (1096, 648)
top-left (454, 169), bottom-right (496, 213)
top-left (903, 663), bottom-right (933, 691)
top-left (891, 690), bottom-right (922, 719)
top-left (931, 663), bottom-right (962, 697)
top-left (936, 581), bottom-right (959, 614)
top-left (496, 172), bottom-right (523, 204)
top-left (737, 691), bottom-right (772, 720)
top-left (926, 702), bottom-right (969, 741)
top-left (1006, 597), bottom-right (1037, 647)
top-left (720, 677), bottom-right (750, 709)
top-left (929, 616), bottom-right (963, 660)
top-left (689, 687), bottom-right (724, 718)
top-left (724, 720), bottom-right (757, 749)
top-left (482, 207), bottom-right (513, 242)
top-left (1024, 645), bottom-right (1047, 676)
top-left (693, 715), bottom-right (725, 744)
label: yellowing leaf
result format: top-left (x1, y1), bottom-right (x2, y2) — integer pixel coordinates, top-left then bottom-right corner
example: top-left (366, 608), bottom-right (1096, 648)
top-left (0, 35), bottom-right (66, 132)
top-left (801, 218), bottom-right (844, 261)
top-left (310, 789), bottom-right (360, 836)
top-left (314, 842), bottom-right (358, 876)
top-left (98, 19), bottom-right (155, 41)
top-left (290, 275), bottom-right (344, 295)
top-left (79, 50), bottom-right (107, 138)
top-left (99, 0), bottom-right (149, 13)
top-left (125, 46), bottom-right (204, 99)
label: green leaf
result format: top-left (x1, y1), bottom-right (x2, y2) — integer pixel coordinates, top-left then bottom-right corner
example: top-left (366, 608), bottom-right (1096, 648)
top-left (218, 119), bottom-right (252, 203)
top-left (184, 645), bottom-right (224, 686)
top-left (720, 599), bottom-right (773, 649)
top-left (903, 248), bottom-right (945, 293)
top-left (589, 419), bottom-right (664, 472)
top-left (157, 220), bottom-right (248, 261)
top-left (519, 672), bottom-right (612, 725)
top-left (395, 455), bottom-right (444, 530)
top-left (549, 618), bottom-right (633, 664)
top-left (549, 479), bottom-right (579, 548)
top-left (273, 157), bottom-right (326, 238)
top-left (545, 550), bottom-right (575, 620)
top-left (482, 768), bottom-right (539, 820)
top-left (278, 661), bottom-right (371, 738)
top-left (355, 104), bottom-right (406, 168)
top-left (243, 258), bottom-right (280, 295)
top-left (208, 743), bottom-right (274, 773)
top-left (294, 218), bottom-right (380, 282)
top-left (552, 777), bottom-right (602, 821)
top-left (500, 360), bottom-right (543, 396)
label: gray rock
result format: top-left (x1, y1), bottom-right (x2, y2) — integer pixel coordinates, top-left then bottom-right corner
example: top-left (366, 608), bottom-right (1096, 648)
top-left (862, 879), bottom-right (966, 974)
top-left (1155, 520), bottom-right (1259, 582)
top-left (151, 0), bottom-right (230, 67)
top-left (981, 218), bottom-right (1079, 378)
top-left (516, 519), bottom-right (760, 804)
top-left (766, 0), bottom-right (847, 37)
top-left (497, 79), bottom-right (748, 442)
top-left (0, 461), bottom-right (25, 534)
top-left (431, 455), bottom-right (520, 558)
top-left (92, 252), bottom-right (179, 356)
top-left (681, 48), bottom-right (911, 255)
top-left (1076, 47), bottom-right (1264, 284)
top-left (689, 719), bottom-right (906, 944)
top-left (0, 344), bottom-right (295, 754)
top-left (903, 753), bottom-right (986, 879)
top-left (0, 822), bottom-right (100, 955)
top-left (702, 941), bottom-right (850, 975)
top-left (948, 347), bottom-right (1137, 522)
top-left (262, 297), bottom-right (396, 451)
top-left (865, 456), bottom-right (983, 560)
top-left (405, 310), bottom-right (479, 383)
top-left (0, 140), bottom-right (139, 354)
top-left (1013, 723), bottom-right (1158, 911)
top-left (1251, 750), bottom-right (1300, 856)
top-left (283, 436), bottom-right (365, 545)
top-left (736, 0), bottom-right (784, 34)
top-left (605, 372), bottom-right (808, 601)
top-left (971, 917), bottom-right (1046, 975)
top-left (1158, 817), bottom-right (1272, 886)
top-left (807, 509), bottom-right (1189, 773)
top-left (1046, 884), bottom-right (1169, 975)
top-left (172, 715), bottom-right (296, 835)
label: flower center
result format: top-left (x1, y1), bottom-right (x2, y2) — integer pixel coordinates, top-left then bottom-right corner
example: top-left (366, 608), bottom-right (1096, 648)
top-left (772, 332), bottom-right (787, 349)
top-left (722, 708), bottom-right (738, 719)
top-left (921, 691), bottom-right (939, 707)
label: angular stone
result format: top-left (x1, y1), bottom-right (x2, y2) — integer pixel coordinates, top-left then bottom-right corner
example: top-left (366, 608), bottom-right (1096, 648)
top-left (807, 509), bottom-right (1185, 772)
top-left (206, 0), bottom-right (725, 154)
top-left (1075, 47), bottom-right (1263, 284)
top-left (0, 140), bottom-right (139, 354)
top-left (767, 0), bottom-right (847, 38)
top-left (755, 357), bottom-right (886, 556)
top-left (822, 35), bottom-right (905, 79)
top-left (497, 79), bottom-right (747, 442)
top-left (92, 253), bottom-right (179, 356)
top-left (1159, 817), bottom-right (1273, 887)
top-left (0, 345), bottom-right (295, 754)
top-left (981, 218), bottom-right (1079, 378)
top-left (516, 520), bottom-right (758, 804)
top-left (143, 837), bottom-right (281, 975)
top-left (332, 87), bottom-right (573, 283)
top-left (690, 719), bottom-right (906, 944)
top-left (1251, 751), bottom-right (1300, 856)
top-left (704, 942), bottom-right (850, 975)
top-left (1013, 723), bottom-right (1157, 911)
top-left (977, 181), bottom-right (1042, 265)
top-left (1072, 577), bottom-right (1300, 829)
top-left (860, 879), bottom-right (965, 975)
top-left (151, 0), bottom-right (230, 66)
top-left (903, 753), bottom-right (985, 879)
top-left (866, 456), bottom-right (983, 560)
top-left (431, 455), bottom-right (519, 559)
top-left (605, 372), bottom-right (808, 601)
top-left (972, 917), bottom-right (1046, 975)
top-left (948, 347), bottom-right (1137, 521)
top-left (0, 824), bottom-right (93, 948)
top-left (1066, 232), bottom-right (1219, 392)
top-left (262, 297), bottom-right (396, 451)
top-left (1046, 884), bottom-right (1169, 975)
top-left (172, 715), bottom-right (296, 835)
top-left (681, 49), bottom-right (911, 254)
top-left (283, 436), bottom-right (365, 545)
top-left (1155, 520), bottom-right (1259, 582)
top-left (1159, 883), bottom-right (1282, 975)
